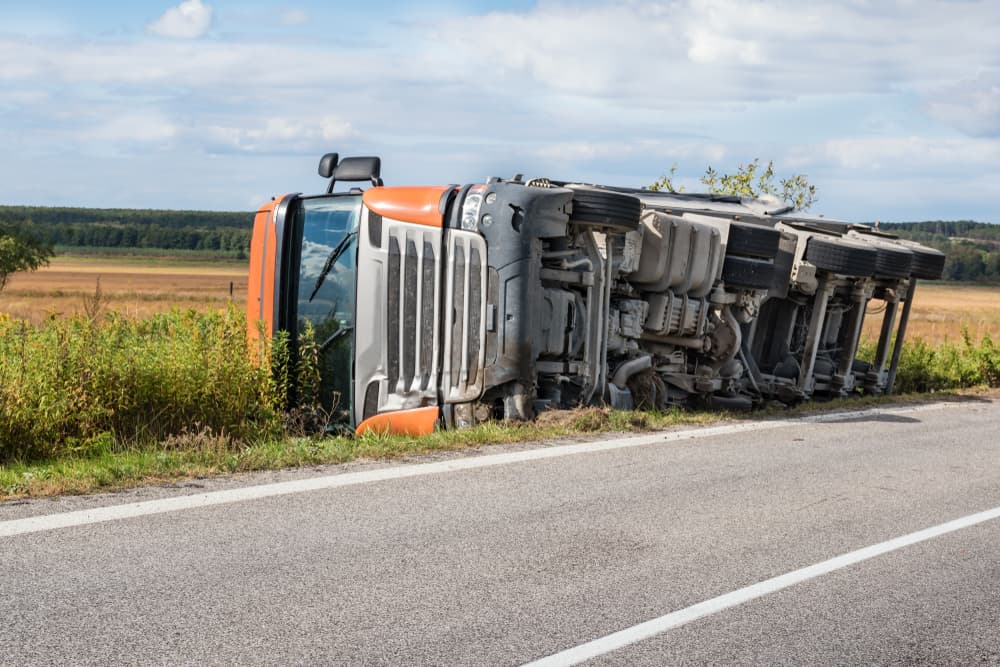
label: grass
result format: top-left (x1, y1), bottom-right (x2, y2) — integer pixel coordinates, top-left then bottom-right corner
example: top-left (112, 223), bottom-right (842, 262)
top-left (0, 305), bottom-right (281, 463)
top-left (1, 393), bottom-right (957, 501)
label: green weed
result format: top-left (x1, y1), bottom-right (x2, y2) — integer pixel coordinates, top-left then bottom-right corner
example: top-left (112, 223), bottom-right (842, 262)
top-left (858, 329), bottom-right (1000, 393)
top-left (0, 304), bottom-right (282, 462)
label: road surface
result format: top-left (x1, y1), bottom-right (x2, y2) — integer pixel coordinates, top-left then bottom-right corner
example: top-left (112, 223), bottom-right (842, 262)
top-left (2, 398), bottom-right (999, 665)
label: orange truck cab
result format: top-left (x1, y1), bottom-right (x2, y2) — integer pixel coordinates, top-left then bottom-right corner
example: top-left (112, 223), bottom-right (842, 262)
top-left (248, 155), bottom-right (484, 436)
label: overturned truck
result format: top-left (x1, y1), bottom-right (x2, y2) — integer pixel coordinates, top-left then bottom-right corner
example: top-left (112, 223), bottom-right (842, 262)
top-left (248, 154), bottom-right (945, 435)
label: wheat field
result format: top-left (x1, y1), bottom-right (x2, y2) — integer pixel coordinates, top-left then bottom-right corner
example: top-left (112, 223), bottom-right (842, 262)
top-left (1, 257), bottom-right (996, 344)
top-left (862, 283), bottom-right (1000, 344)
top-left (0, 256), bottom-right (247, 323)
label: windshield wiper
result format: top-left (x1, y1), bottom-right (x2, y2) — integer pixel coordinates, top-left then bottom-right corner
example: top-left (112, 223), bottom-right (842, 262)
top-left (309, 231), bottom-right (357, 302)
top-left (320, 325), bottom-right (354, 353)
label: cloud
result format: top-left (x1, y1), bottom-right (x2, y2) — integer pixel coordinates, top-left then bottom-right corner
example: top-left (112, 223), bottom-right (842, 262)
top-left (686, 29), bottom-right (764, 66)
top-left (531, 139), bottom-right (727, 165)
top-left (425, 0), bottom-right (1000, 105)
top-left (785, 136), bottom-right (1000, 172)
top-left (925, 70), bottom-right (1000, 138)
top-left (205, 116), bottom-right (356, 152)
top-left (4, 1), bottom-right (1000, 219)
top-left (90, 113), bottom-right (179, 144)
top-left (147, 0), bottom-right (213, 39)
top-left (281, 9), bottom-right (309, 26)
top-left (7, 2), bottom-right (997, 112)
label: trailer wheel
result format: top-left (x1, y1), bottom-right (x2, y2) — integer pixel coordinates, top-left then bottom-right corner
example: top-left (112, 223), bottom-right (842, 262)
top-left (872, 245), bottom-right (914, 278)
top-left (804, 237), bottom-right (878, 277)
top-left (566, 185), bottom-right (642, 233)
top-left (721, 256), bottom-right (775, 290)
top-left (908, 245), bottom-right (946, 279)
top-left (726, 222), bottom-right (781, 260)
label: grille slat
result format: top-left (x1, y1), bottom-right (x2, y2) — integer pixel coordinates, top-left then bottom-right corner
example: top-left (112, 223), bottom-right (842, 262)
top-left (420, 241), bottom-right (435, 391)
top-left (403, 240), bottom-right (419, 392)
top-left (468, 247), bottom-right (483, 388)
top-left (386, 237), bottom-right (401, 392)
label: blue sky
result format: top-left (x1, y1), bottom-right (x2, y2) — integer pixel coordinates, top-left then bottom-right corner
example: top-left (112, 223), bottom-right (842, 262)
top-left (2, 0), bottom-right (999, 222)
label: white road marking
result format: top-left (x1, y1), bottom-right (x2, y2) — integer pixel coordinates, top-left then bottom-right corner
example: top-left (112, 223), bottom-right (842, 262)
top-left (0, 402), bottom-right (959, 538)
top-left (524, 503), bottom-right (1000, 667)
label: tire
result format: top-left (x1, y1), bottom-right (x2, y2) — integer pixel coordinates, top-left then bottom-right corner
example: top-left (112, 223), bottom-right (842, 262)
top-left (907, 245), bottom-right (946, 280)
top-left (726, 222), bottom-right (781, 259)
top-left (721, 255), bottom-right (775, 290)
top-left (872, 244), bottom-right (914, 278)
top-left (804, 237), bottom-right (878, 276)
top-left (566, 185), bottom-right (642, 233)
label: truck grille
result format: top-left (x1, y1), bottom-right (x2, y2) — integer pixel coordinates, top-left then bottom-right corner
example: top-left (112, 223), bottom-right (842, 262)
top-left (386, 228), bottom-right (440, 398)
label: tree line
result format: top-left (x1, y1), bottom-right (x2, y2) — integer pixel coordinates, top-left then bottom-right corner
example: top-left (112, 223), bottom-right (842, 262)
top-left (0, 205), bottom-right (253, 259)
top-left (0, 205), bottom-right (251, 230)
top-left (882, 221), bottom-right (1000, 283)
top-left (40, 222), bottom-right (251, 256)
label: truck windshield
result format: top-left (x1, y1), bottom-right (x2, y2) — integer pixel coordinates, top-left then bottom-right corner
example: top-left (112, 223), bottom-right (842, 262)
top-left (293, 195), bottom-right (361, 425)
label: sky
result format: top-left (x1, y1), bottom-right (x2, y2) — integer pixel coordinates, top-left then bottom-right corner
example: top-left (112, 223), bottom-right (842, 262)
top-left (1, 0), bottom-right (999, 222)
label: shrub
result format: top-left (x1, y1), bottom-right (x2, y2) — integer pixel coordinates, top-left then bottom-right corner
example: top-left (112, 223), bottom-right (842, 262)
top-left (0, 305), bottom-right (282, 463)
top-left (862, 329), bottom-right (1000, 394)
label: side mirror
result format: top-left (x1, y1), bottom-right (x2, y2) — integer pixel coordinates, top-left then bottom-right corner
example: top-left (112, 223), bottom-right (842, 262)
top-left (318, 153), bottom-right (339, 179)
top-left (335, 157), bottom-right (380, 182)
top-left (327, 156), bottom-right (383, 193)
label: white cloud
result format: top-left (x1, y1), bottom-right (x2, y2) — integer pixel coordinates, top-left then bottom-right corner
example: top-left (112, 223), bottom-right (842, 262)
top-left (685, 30), bottom-right (764, 66)
top-left (147, 0), bottom-right (213, 39)
top-left (89, 113), bottom-right (179, 144)
top-left (531, 139), bottom-right (727, 165)
top-left (320, 116), bottom-right (355, 141)
top-left (925, 70), bottom-right (1000, 138)
top-left (426, 0), bottom-right (1000, 105)
top-left (205, 116), bottom-right (356, 152)
top-left (786, 136), bottom-right (1000, 171)
top-left (281, 9), bottom-right (309, 26)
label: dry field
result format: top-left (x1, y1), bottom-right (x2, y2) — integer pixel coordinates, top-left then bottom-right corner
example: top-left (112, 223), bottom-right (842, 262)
top-left (862, 283), bottom-right (1000, 344)
top-left (1, 258), bottom-right (996, 345)
top-left (0, 256), bottom-right (247, 323)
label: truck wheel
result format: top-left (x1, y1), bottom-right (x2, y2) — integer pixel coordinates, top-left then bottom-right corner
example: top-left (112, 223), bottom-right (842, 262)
top-left (872, 245), bottom-right (914, 278)
top-left (726, 222), bottom-right (781, 260)
top-left (908, 245), bottom-right (946, 279)
top-left (804, 237), bottom-right (878, 276)
top-left (721, 256), bottom-right (774, 290)
top-left (566, 185), bottom-right (642, 233)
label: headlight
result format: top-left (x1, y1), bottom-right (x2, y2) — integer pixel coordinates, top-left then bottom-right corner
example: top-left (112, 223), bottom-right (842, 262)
top-left (461, 187), bottom-right (485, 231)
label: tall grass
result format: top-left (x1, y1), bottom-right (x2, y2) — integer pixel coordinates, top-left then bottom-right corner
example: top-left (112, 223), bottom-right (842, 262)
top-left (0, 305), bottom-right (283, 463)
top-left (857, 330), bottom-right (1000, 393)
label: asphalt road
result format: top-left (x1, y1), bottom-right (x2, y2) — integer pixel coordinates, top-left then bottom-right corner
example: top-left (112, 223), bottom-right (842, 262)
top-left (3, 398), bottom-right (999, 665)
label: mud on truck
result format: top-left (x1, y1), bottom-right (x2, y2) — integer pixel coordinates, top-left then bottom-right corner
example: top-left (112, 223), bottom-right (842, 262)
top-left (247, 154), bottom-right (946, 436)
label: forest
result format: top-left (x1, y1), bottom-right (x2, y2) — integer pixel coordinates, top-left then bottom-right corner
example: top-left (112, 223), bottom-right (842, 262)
top-left (882, 221), bottom-right (1000, 283)
top-left (0, 205), bottom-right (253, 259)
